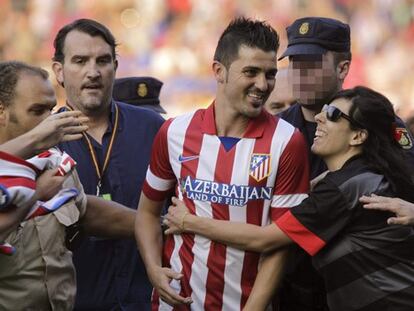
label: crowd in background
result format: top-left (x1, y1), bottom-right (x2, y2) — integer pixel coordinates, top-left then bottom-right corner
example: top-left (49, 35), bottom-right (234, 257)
top-left (1, 0), bottom-right (413, 119)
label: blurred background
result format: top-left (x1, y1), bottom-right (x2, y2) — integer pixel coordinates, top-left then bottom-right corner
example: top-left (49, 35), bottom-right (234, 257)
top-left (1, 0), bottom-right (414, 120)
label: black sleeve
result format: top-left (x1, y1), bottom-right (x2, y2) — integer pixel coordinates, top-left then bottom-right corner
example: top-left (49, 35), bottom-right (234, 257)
top-left (290, 178), bottom-right (354, 244)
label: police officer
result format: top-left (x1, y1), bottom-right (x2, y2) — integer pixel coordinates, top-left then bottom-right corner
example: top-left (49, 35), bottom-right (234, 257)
top-left (277, 16), bottom-right (414, 311)
top-left (113, 76), bottom-right (166, 114)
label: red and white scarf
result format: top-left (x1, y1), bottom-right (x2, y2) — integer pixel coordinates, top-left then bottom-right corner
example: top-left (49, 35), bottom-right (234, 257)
top-left (0, 149), bottom-right (78, 255)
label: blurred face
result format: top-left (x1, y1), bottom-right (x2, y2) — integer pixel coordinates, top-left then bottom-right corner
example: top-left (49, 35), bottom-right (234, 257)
top-left (218, 45), bottom-right (277, 118)
top-left (52, 30), bottom-right (117, 115)
top-left (311, 98), bottom-right (356, 163)
top-left (289, 52), bottom-right (340, 108)
top-left (2, 72), bottom-right (56, 140)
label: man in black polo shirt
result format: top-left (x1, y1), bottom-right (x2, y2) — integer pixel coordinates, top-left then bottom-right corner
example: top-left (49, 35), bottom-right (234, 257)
top-left (277, 16), bottom-right (414, 311)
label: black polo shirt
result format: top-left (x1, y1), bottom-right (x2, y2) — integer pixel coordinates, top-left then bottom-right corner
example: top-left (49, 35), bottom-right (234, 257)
top-left (59, 101), bottom-right (164, 310)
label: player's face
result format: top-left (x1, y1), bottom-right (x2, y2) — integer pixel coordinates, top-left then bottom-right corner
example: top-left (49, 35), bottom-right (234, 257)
top-left (289, 51), bottom-right (339, 108)
top-left (311, 97), bottom-right (355, 161)
top-left (52, 30), bottom-right (117, 115)
top-left (222, 46), bottom-right (277, 118)
top-left (2, 72), bottom-right (56, 140)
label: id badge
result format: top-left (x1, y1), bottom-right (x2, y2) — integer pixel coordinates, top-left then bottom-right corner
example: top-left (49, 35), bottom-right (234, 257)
top-left (101, 193), bottom-right (112, 201)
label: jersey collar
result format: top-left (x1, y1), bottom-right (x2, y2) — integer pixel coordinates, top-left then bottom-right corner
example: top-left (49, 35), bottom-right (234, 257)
top-left (201, 102), bottom-right (267, 138)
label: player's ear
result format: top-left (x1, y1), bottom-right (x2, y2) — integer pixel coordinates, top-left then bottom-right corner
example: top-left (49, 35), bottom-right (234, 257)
top-left (213, 61), bottom-right (226, 84)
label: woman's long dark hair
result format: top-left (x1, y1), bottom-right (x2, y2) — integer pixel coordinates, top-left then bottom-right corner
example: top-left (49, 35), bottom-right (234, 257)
top-left (331, 86), bottom-right (414, 201)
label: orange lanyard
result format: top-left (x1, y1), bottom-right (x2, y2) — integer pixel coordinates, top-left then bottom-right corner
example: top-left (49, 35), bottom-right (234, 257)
top-left (66, 103), bottom-right (119, 195)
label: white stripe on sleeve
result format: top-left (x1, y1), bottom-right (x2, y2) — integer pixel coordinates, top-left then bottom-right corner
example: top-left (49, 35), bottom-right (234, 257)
top-left (271, 193), bottom-right (308, 208)
top-left (145, 169), bottom-right (175, 191)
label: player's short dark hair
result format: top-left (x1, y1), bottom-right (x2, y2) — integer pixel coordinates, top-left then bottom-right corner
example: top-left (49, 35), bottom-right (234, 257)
top-left (53, 18), bottom-right (118, 63)
top-left (0, 61), bottom-right (49, 107)
top-left (214, 17), bottom-right (279, 69)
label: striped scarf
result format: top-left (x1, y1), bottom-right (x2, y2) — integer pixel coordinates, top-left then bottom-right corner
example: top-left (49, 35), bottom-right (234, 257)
top-left (0, 149), bottom-right (78, 255)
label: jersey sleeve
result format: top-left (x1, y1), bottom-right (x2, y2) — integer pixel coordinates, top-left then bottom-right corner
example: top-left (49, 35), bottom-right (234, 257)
top-left (270, 129), bottom-right (310, 220)
top-left (142, 118), bottom-right (176, 201)
top-left (275, 178), bottom-right (352, 256)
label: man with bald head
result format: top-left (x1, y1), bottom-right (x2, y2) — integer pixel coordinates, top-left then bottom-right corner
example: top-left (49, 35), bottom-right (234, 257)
top-left (265, 68), bottom-right (296, 114)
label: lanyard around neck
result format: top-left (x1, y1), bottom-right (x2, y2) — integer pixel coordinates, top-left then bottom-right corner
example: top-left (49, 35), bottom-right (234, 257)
top-left (66, 103), bottom-right (119, 195)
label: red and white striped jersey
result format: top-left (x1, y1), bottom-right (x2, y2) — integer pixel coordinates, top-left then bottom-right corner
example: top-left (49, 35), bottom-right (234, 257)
top-left (143, 104), bottom-right (309, 311)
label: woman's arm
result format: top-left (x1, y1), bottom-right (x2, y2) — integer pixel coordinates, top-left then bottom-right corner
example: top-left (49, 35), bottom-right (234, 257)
top-left (164, 197), bottom-right (292, 253)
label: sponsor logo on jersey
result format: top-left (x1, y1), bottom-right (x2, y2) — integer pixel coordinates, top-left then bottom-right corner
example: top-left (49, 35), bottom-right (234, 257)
top-left (249, 154), bottom-right (271, 182)
top-left (180, 176), bottom-right (272, 207)
top-left (178, 154), bottom-right (199, 163)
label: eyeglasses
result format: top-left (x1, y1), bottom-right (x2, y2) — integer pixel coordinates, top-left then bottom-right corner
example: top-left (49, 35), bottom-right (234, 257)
top-left (322, 104), bottom-right (364, 128)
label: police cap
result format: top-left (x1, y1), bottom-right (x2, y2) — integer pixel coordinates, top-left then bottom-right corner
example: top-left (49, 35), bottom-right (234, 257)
top-left (113, 76), bottom-right (166, 114)
top-left (279, 17), bottom-right (350, 60)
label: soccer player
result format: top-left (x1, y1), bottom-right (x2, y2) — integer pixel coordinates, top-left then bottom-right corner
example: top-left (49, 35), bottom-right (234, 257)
top-left (135, 17), bottom-right (309, 310)
top-left (165, 86), bottom-right (414, 311)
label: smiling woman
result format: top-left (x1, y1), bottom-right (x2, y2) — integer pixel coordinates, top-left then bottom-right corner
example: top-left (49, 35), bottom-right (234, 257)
top-left (311, 96), bottom-right (368, 172)
top-left (165, 86), bottom-right (414, 311)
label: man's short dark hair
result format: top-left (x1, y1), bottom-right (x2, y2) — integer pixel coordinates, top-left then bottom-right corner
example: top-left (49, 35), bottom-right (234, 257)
top-left (53, 18), bottom-right (118, 63)
top-left (332, 51), bottom-right (352, 67)
top-left (214, 17), bottom-right (279, 69)
top-left (0, 61), bottom-right (49, 107)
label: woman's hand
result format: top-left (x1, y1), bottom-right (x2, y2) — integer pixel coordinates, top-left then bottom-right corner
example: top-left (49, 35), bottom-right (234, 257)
top-left (164, 197), bottom-right (191, 235)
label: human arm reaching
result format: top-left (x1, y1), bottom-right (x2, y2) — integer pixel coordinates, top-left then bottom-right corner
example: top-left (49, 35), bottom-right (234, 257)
top-left (360, 194), bottom-right (414, 225)
top-left (164, 197), bottom-right (292, 253)
top-left (0, 110), bottom-right (88, 158)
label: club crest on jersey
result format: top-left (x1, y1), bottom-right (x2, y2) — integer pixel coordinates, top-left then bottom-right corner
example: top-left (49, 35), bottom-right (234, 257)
top-left (395, 127), bottom-right (413, 149)
top-left (249, 154), bottom-right (271, 182)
